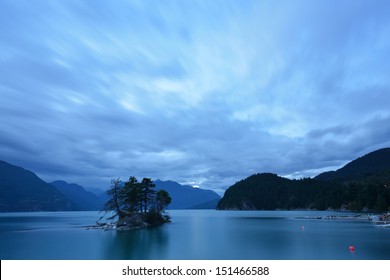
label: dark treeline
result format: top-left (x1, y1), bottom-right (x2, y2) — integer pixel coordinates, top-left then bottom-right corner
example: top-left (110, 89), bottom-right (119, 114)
top-left (217, 172), bottom-right (390, 212)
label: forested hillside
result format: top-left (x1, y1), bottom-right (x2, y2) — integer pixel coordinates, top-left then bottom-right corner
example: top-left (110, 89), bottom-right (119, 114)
top-left (218, 149), bottom-right (390, 212)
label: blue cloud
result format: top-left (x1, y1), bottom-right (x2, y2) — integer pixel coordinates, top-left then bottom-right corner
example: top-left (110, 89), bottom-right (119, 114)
top-left (1, 0), bottom-right (390, 192)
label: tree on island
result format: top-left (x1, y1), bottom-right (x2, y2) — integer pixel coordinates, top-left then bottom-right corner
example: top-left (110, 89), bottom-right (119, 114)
top-left (104, 178), bottom-right (126, 220)
top-left (101, 176), bottom-right (171, 229)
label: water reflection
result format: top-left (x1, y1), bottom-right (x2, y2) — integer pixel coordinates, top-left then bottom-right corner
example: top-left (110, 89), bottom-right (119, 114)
top-left (1, 210), bottom-right (390, 259)
top-left (103, 227), bottom-right (169, 259)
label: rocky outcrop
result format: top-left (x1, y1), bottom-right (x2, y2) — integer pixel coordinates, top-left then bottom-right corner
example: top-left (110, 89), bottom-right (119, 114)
top-left (86, 212), bottom-right (170, 231)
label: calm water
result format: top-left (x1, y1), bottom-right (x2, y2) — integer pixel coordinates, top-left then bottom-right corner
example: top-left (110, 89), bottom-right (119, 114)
top-left (0, 210), bottom-right (389, 260)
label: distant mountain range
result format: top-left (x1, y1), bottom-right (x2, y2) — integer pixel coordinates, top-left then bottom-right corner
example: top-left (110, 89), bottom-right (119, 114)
top-left (153, 179), bottom-right (221, 209)
top-left (50, 180), bottom-right (105, 211)
top-left (2, 148), bottom-right (389, 212)
top-left (218, 148), bottom-right (390, 212)
top-left (0, 160), bottom-right (220, 212)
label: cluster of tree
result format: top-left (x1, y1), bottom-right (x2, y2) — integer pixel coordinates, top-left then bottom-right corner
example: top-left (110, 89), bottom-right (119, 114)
top-left (103, 176), bottom-right (172, 226)
top-left (217, 172), bottom-right (390, 212)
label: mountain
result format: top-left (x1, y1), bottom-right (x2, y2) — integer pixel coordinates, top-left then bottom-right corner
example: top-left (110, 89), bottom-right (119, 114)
top-left (190, 198), bottom-right (221, 209)
top-left (50, 180), bottom-right (105, 210)
top-left (154, 180), bottom-right (221, 209)
top-left (84, 187), bottom-right (106, 196)
top-left (218, 148), bottom-right (390, 212)
top-left (315, 148), bottom-right (390, 182)
top-left (217, 173), bottom-right (289, 210)
top-left (0, 160), bottom-right (72, 212)
top-left (216, 173), bottom-right (327, 210)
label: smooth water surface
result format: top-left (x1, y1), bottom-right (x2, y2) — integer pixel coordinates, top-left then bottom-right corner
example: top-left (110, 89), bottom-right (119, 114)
top-left (0, 210), bottom-right (389, 260)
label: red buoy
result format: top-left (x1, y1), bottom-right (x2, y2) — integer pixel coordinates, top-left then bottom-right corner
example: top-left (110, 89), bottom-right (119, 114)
top-left (349, 245), bottom-right (355, 252)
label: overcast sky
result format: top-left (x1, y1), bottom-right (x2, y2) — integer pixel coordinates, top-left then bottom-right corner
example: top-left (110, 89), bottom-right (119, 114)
top-left (1, 0), bottom-right (390, 194)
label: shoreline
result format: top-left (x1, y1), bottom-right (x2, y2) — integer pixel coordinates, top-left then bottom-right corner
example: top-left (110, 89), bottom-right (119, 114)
top-left (296, 213), bottom-right (390, 227)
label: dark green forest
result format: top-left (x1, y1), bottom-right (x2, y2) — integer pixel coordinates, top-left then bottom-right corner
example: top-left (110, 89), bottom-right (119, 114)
top-left (217, 172), bottom-right (390, 212)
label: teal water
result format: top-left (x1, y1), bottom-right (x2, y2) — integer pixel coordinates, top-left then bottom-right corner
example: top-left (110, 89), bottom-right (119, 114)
top-left (0, 210), bottom-right (389, 260)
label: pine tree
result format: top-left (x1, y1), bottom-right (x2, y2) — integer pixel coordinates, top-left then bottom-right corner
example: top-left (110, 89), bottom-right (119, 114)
top-left (103, 178), bottom-right (125, 220)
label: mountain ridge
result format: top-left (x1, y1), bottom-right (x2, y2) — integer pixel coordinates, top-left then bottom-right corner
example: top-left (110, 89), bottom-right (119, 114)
top-left (50, 180), bottom-right (105, 210)
top-left (315, 148), bottom-right (390, 182)
top-left (0, 160), bottom-right (72, 211)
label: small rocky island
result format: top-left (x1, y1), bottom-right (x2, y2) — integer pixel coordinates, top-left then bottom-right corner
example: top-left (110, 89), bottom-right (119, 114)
top-left (88, 177), bottom-right (171, 231)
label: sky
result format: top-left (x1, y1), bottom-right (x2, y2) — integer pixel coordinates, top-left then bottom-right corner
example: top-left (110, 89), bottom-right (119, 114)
top-left (1, 0), bottom-right (390, 194)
